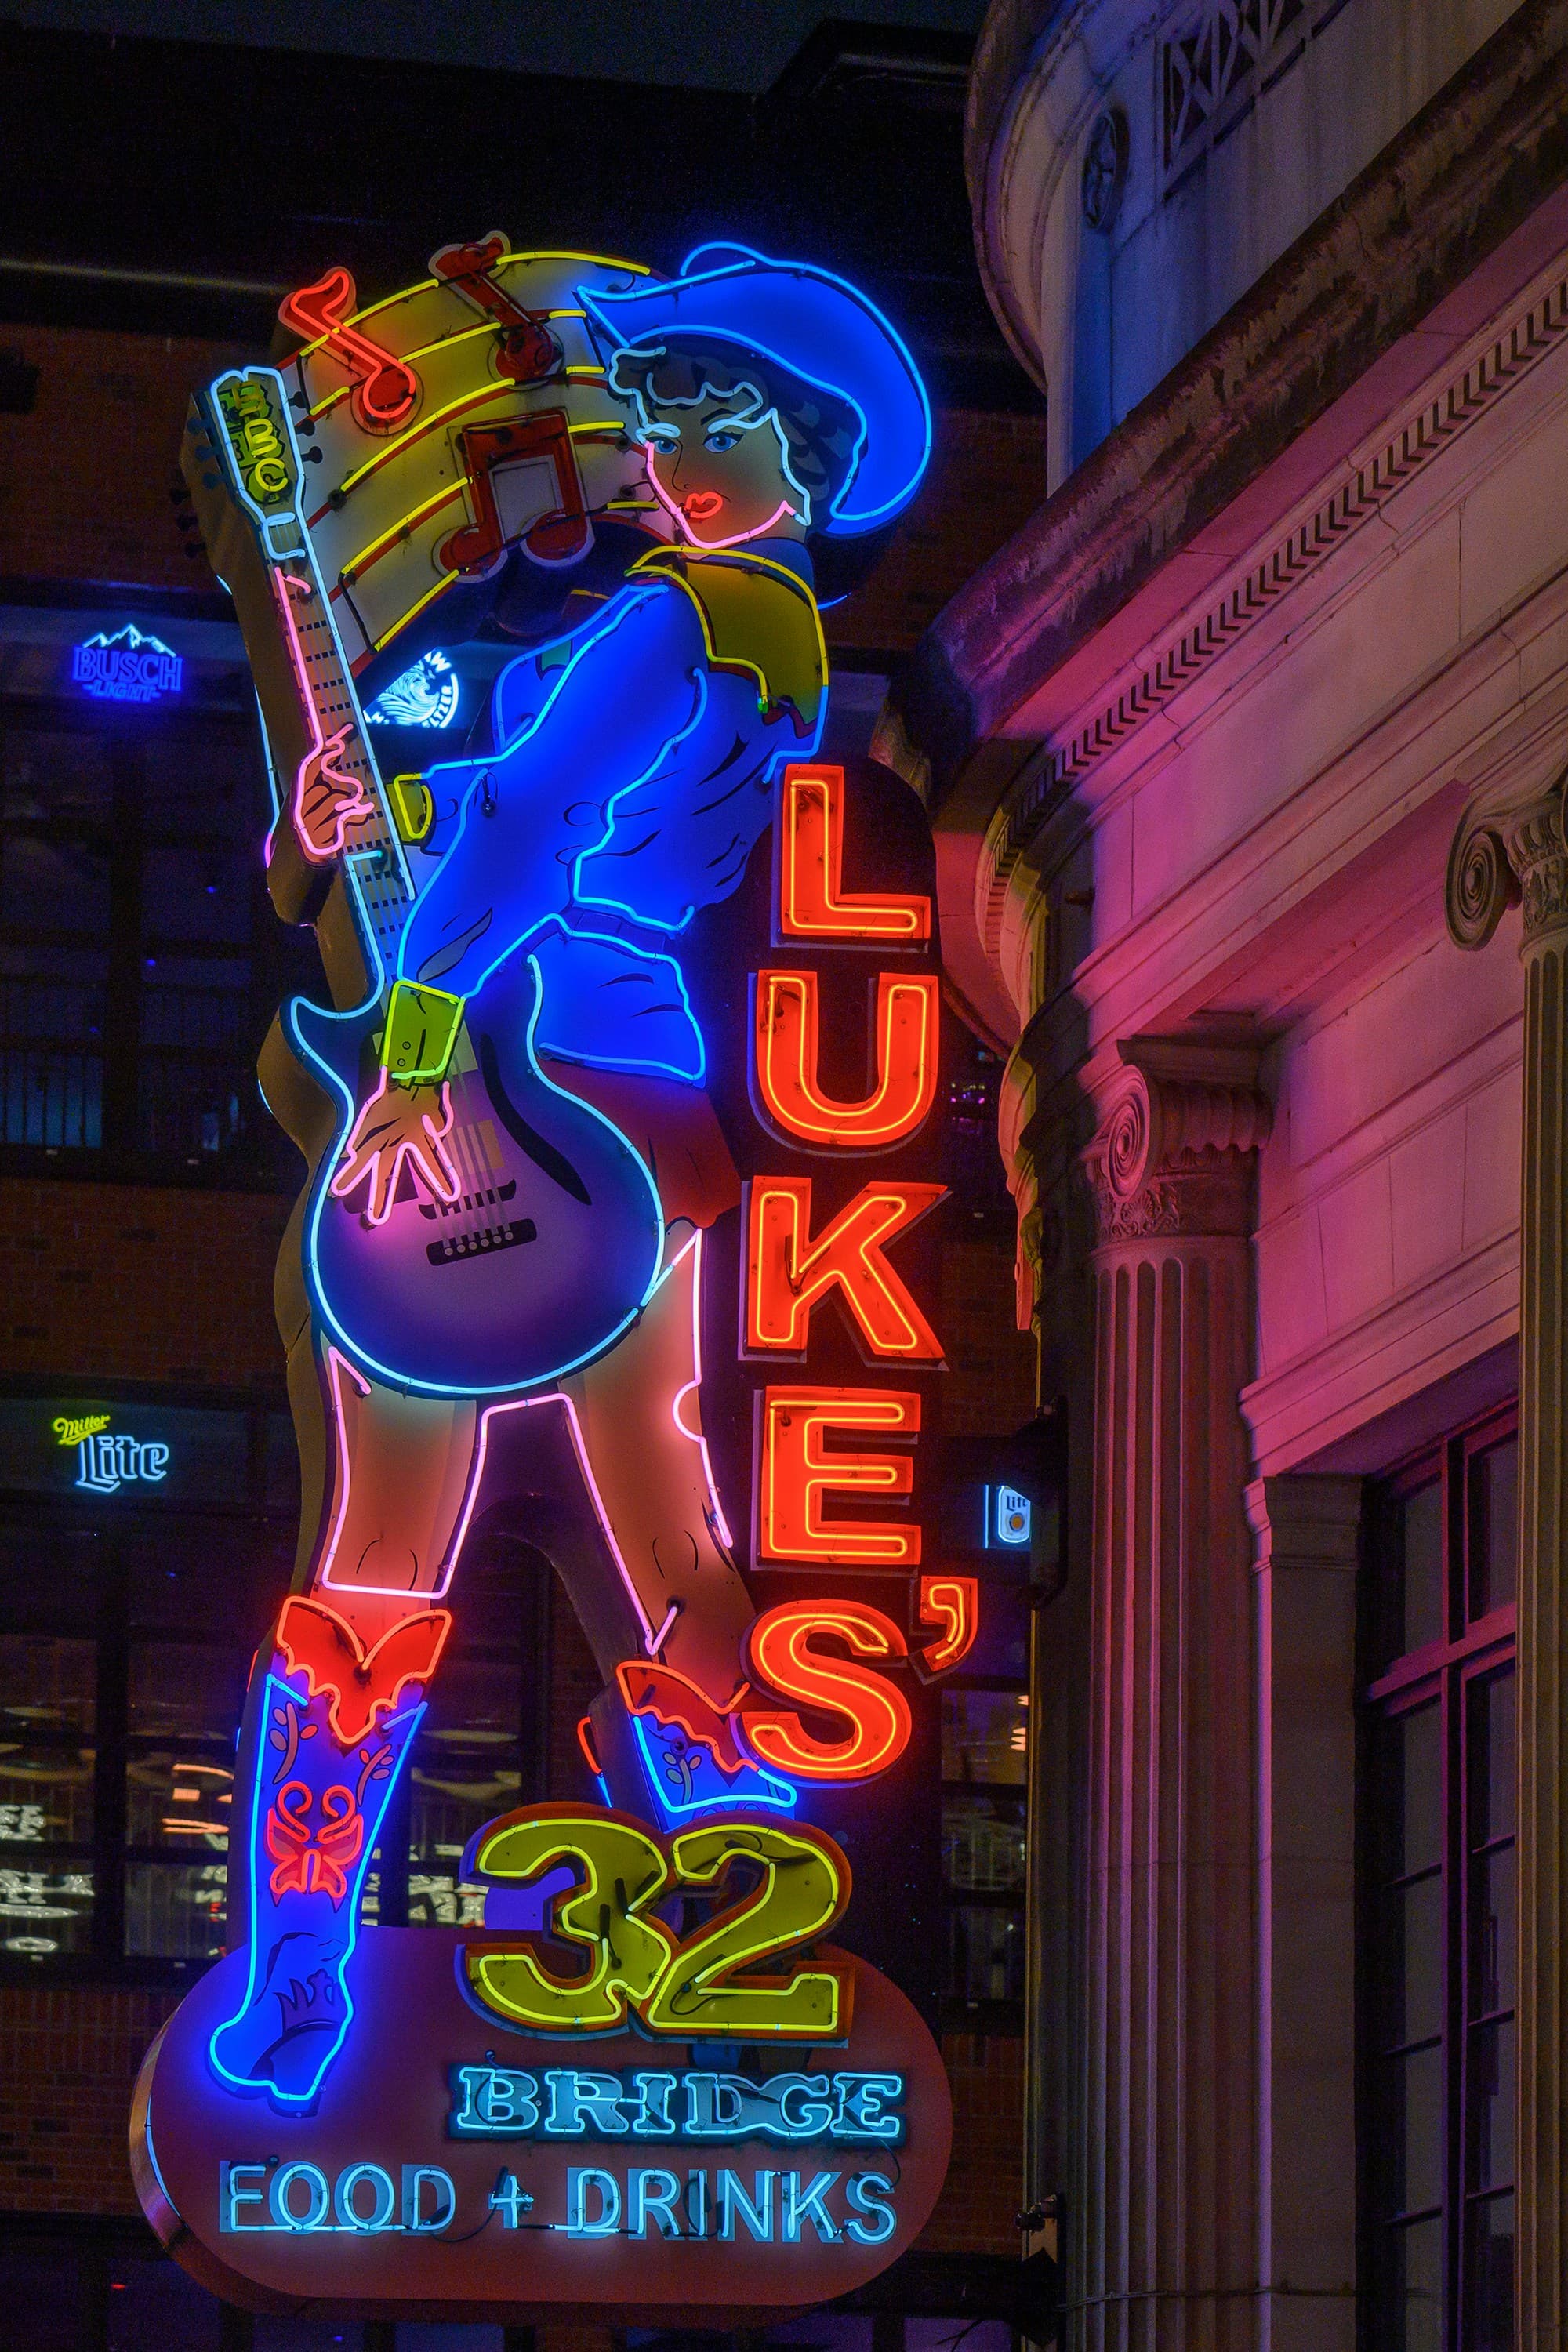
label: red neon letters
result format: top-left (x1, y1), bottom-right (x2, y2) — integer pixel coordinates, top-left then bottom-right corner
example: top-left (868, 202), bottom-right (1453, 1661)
top-left (778, 766), bottom-right (931, 942)
top-left (756, 1386), bottom-right (920, 1567)
top-left (916, 1574), bottom-right (980, 1675)
top-left (745, 1177), bottom-right (946, 1359)
top-left (753, 970), bottom-right (940, 1149)
top-left (742, 1601), bottom-right (912, 1780)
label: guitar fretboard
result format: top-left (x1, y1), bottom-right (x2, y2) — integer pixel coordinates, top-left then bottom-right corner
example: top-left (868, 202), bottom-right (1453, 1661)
top-left (289, 585), bottom-right (416, 969)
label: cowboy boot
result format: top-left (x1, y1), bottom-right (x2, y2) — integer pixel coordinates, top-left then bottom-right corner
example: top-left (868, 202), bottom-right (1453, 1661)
top-left (209, 1596), bottom-right (449, 2107)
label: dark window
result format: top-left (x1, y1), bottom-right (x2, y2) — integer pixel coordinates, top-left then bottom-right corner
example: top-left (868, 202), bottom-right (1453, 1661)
top-left (939, 1581), bottom-right (1030, 2027)
top-left (0, 677), bottom-right (313, 1187)
top-left (1360, 1407), bottom-right (1517, 2350)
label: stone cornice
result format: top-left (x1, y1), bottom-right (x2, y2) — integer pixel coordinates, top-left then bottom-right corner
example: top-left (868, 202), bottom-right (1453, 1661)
top-left (891, 0), bottom-right (1568, 802)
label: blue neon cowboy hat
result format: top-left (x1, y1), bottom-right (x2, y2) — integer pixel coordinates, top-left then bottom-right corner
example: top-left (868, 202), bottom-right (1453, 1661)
top-left (578, 242), bottom-right (932, 536)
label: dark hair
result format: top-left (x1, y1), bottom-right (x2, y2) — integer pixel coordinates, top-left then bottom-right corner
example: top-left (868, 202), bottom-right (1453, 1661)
top-left (608, 334), bottom-right (862, 527)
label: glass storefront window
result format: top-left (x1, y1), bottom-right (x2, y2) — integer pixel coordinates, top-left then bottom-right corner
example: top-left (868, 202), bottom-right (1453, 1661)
top-left (128, 1641), bottom-right (246, 1740)
top-left (0, 1633), bottom-right (95, 1731)
top-left (941, 1687), bottom-right (1027, 1786)
top-left (942, 1791), bottom-right (1025, 1894)
top-left (939, 1668), bottom-right (1028, 2020)
top-left (123, 1862), bottom-right (227, 1961)
top-left (0, 1864), bottom-right (94, 1958)
top-left (125, 1752), bottom-right (232, 1850)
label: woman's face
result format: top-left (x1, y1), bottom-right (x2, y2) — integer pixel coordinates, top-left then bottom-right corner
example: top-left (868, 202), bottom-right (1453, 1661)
top-left (637, 387), bottom-right (805, 549)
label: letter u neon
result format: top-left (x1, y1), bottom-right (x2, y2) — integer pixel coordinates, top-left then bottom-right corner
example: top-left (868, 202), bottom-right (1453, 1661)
top-left (753, 971), bottom-right (938, 1149)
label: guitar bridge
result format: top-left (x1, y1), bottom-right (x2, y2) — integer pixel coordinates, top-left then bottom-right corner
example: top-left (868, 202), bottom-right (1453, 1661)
top-left (425, 1218), bottom-right (537, 1266)
top-left (419, 1178), bottom-right (517, 1221)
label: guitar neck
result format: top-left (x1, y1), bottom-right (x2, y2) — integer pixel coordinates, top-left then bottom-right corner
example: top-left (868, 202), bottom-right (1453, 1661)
top-left (185, 364), bottom-right (416, 970)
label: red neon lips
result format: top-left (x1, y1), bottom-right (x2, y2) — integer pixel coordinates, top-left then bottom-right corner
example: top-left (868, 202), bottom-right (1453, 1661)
top-left (682, 492), bottom-right (725, 521)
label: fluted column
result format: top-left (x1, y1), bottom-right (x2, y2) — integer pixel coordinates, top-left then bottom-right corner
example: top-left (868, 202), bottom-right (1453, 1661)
top-left (1077, 1044), bottom-right (1272, 2351)
top-left (1449, 782), bottom-right (1568, 2345)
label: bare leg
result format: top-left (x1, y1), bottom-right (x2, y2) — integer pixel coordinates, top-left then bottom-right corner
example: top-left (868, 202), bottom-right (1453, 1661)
top-left (561, 1225), bottom-right (753, 1707)
top-left (311, 1359), bottom-right (478, 1643)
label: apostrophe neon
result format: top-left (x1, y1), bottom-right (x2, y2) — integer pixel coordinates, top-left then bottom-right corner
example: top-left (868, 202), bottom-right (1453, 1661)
top-left (756, 1386), bottom-right (921, 1566)
top-left (916, 1575), bottom-right (980, 1675)
top-left (753, 971), bottom-right (939, 1149)
top-left (741, 1603), bottom-right (912, 1780)
top-left (745, 1177), bottom-right (946, 1358)
top-left (462, 1806), bottom-right (851, 2040)
top-left (777, 766), bottom-right (930, 941)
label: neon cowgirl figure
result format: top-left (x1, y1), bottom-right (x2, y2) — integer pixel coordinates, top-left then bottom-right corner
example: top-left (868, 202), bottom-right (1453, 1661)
top-left (211, 248), bottom-right (931, 2104)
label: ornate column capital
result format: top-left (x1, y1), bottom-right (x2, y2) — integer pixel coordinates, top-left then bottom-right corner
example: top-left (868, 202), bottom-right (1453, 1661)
top-left (1086, 1039), bottom-right (1272, 1245)
top-left (1446, 772), bottom-right (1568, 952)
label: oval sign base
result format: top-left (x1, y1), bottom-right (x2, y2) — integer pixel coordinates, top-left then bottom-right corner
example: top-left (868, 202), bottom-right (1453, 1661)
top-left (131, 1928), bottom-right (951, 2322)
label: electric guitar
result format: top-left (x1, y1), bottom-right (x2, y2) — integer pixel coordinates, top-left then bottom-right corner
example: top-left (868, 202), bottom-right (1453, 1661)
top-left (181, 363), bottom-right (662, 1396)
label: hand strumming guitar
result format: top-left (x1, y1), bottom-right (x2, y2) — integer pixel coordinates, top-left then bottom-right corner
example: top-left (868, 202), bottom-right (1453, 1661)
top-left (328, 1073), bottom-right (461, 1225)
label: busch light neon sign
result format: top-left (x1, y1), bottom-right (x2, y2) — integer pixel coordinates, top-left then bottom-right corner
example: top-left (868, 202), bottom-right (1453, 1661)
top-left (71, 624), bottom-right (184, 705)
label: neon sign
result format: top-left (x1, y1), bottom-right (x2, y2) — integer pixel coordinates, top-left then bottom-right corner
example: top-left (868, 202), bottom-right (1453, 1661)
top-left (365, 649), bottom-right (461, 730)
top-left (65, 1422), bottom-right (170, 1494)
top-left (446, 2064), bottom-right (906, 2142)
top-left (71, 625), bottom-right (183, 704)
top-left (134, 233), bottom-right (962, 2323)
top-left (52, 1412), bottom-right (109, 1446)
top-left (986, 1482), bottom-right (1033, 1547)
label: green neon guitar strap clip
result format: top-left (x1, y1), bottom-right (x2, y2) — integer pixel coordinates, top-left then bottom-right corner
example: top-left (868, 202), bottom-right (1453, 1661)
top-left (382, 979), bottom-right (464, 1086)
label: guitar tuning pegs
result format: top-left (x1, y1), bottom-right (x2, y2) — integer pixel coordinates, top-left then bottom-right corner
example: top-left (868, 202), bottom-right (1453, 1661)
top-left (303, 445), bottom-right (324, 463)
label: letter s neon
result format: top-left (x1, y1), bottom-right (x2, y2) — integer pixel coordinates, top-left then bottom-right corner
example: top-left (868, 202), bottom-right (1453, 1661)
top-left (740, 1602), bottom-right (912, 1781)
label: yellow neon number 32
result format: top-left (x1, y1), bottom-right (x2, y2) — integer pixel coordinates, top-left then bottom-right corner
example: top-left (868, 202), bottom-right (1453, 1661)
top-left (463, 1813), bottom-right (674, 2032)
top-left (461, 1806), bottom-right (851, 2041)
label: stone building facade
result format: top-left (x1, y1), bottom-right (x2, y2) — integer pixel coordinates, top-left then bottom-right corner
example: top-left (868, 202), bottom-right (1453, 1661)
top-left (885, 1), bottom-right (1568, 2343)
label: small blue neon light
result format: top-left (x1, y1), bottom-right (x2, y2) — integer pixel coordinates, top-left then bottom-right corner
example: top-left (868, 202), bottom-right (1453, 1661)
top-left (987, 1484), bottom-right (1032, 1549)
top-left (71, 625), bottom-right (183, 704)
top-left (366, 650), bottom-right (461, 731)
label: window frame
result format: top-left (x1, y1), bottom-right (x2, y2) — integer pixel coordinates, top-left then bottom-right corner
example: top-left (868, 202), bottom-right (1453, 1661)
top-left (1357, 1399), bottom-right (1518, 2350)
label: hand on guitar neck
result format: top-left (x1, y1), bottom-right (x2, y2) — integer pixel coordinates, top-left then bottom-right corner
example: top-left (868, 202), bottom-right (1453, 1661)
top-left (329, 1073), bottom-right (461, 1225)
top-left (294, 720), bottom-right (376, 861)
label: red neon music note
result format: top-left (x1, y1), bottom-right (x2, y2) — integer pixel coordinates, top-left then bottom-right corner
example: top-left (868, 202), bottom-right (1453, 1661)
top-left (430, 234), bottom-right (561, 387)
top-left (278, 267), bottom-right (421, 434)
top-left (437, 411), bottom-right (592, 575)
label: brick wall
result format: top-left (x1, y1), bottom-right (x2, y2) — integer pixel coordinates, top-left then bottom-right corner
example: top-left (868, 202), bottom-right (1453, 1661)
top-left (0, 1986), bottom-right (178, 2216)
top-left (918, 2031), bottom-right (1026, 2257)
top-left (940, 1237), bottom-right (1036, 1433)
top-left (0, 1178), bottom-right (288, 1390)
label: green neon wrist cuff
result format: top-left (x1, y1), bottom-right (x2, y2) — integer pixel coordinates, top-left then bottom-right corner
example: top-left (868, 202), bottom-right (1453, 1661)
top-left (382, 980), bottom-right (464, 1085)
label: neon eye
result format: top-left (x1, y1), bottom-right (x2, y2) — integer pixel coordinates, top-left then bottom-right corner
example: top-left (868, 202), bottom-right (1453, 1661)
top-left (704, 430), bottom-right (740, 453)
top-left (643, 428), bottom-right (679, 452)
